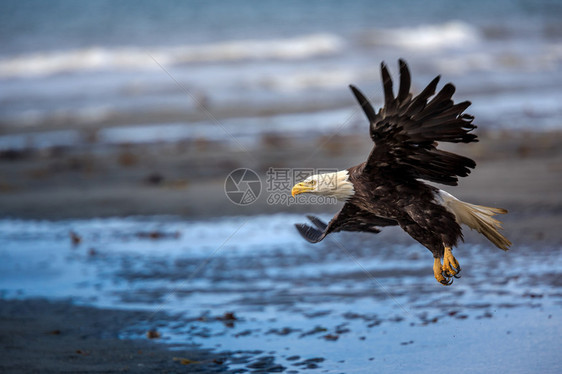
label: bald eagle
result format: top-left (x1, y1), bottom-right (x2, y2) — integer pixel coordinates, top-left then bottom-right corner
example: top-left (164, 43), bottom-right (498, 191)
top-left (291, 59), bottom-right (511, 285)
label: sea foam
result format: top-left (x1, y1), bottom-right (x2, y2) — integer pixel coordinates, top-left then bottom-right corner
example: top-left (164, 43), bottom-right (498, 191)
top-left (0, 33), bottom-right (343, 78)
top-left (366, 21), bottom-right (481, 50)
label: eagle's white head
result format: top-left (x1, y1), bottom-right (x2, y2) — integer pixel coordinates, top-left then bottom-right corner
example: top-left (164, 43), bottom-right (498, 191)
top-left (291, 170), bottom-right (355, 201)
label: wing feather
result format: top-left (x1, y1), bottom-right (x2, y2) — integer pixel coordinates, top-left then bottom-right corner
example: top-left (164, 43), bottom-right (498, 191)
top-left (396, 59), bottom-right (411, 104)
top-left (306, 215), bottom-right (328, 231)
top-left (403, 76), bottom-right (440, 118)
top-left (295, 223), bottom-right (326, 243)
top-left (381, 62), bottom-right (396, 114)
top-left (414, 83), bottom-right (455, 121)
top-left (349, 85), bottom-right (378, 124)
top-left (295, 204), bottom-right (397, 243)
top-left (350, 60), bottom-right (477, 186)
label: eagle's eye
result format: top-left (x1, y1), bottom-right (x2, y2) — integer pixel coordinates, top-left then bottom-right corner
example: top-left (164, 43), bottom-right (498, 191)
top-left (310, 180), bottom-right (317, 186)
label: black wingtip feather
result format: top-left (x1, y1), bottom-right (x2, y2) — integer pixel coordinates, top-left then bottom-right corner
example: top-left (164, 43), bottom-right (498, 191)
top-left (295, 223), bottom-right (325, 243)
top-left (350, 85), bottom-right (378, 123)
top-left (414, 83), bottom-right (457, 120)
top-left (306, 215), bottom-right (328, 231)
top-left (380, 62), bottom-right (395, 111)
top-left (404, 75), bottom-right (441, 117)
top-left (397, 59), bottom-right (411, 103)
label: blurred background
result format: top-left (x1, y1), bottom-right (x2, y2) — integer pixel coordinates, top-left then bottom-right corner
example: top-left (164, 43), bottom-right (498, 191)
top-left (1, 0), bottom-right (561, 217)
top-left (1, 1), bottom-right (561, 372)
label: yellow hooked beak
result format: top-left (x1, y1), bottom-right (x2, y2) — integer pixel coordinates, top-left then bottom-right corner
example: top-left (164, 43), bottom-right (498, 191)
top-left (291, 181), bottom-right (315, 197)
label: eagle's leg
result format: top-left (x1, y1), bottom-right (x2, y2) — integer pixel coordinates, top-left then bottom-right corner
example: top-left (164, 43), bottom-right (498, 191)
top-left (442, 246), bottom-right (461, 278)
top-left (433, 257), bottom-right (453, 285)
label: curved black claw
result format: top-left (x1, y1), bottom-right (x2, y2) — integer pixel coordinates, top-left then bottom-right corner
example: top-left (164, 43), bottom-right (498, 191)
top-left (440, 272), bottom-right (454, 286)
top-left (443, 247), bottom-right (461, 279)
top-left (443, 266), bottom-right (461, 279)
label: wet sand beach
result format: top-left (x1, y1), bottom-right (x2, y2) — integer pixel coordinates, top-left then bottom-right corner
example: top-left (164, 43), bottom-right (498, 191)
top-left (1, 130), bottom-right (561, 225)
top-left (0, 299), bottom-right (230, 373)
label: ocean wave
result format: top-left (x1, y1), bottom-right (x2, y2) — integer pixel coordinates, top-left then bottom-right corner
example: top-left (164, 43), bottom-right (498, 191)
top-left (258, 67), bottom-right (373, 92)
top-left (363, 21), bottom-right (481, 50)
top-left (0, 33), bottom-right (343, 78)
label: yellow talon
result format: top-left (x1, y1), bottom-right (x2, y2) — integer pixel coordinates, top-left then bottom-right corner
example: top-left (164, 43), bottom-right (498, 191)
top-left (442, 247), bottom-right (461, 277)
top-left (433, 257), bottom-right (452, 285)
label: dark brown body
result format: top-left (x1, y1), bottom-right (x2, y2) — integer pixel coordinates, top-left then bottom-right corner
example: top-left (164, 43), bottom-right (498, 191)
top-left (347, 163), bottom-right (462, 258)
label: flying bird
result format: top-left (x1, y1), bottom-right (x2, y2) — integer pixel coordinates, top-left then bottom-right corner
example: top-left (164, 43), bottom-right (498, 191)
top-left (291, 59), bottom-right (511, 285)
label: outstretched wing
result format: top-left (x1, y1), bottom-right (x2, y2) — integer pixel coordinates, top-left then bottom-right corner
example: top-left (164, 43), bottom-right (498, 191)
top-left (295, 203), bottom-right (397, 243)
top-left (350, 59), bottom-right (477, 186)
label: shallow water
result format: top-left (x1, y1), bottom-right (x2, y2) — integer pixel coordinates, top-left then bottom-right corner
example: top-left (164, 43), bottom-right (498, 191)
top-left (0, 215), bottom-right (560, 372)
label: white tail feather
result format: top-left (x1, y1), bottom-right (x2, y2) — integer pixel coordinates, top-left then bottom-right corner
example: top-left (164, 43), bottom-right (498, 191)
top-left (436, 190), bottom-right (511, 250)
